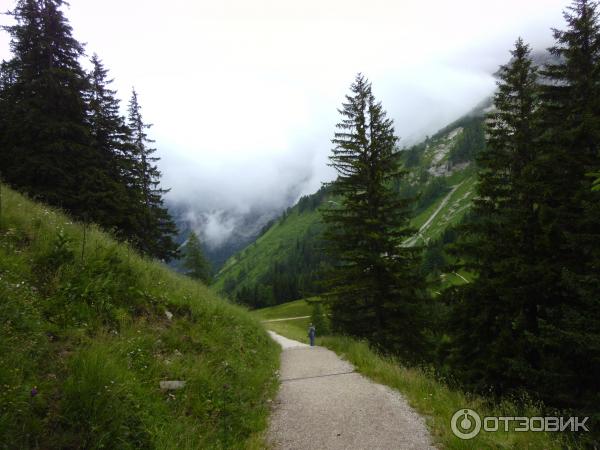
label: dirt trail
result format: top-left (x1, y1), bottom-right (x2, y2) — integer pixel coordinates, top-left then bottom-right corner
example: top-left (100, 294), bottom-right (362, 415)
top-left (262, 316), bottom-right (310, 323)
top-left (267, 331), bottom-right (436, 450)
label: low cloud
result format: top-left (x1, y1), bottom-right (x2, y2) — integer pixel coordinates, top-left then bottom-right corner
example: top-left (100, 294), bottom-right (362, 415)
top-left (0, 0), bottom-right (569, 248)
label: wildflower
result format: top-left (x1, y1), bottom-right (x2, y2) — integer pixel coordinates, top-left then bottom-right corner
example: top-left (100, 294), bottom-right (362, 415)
top-left (30, 387), bottom-right (38, 397)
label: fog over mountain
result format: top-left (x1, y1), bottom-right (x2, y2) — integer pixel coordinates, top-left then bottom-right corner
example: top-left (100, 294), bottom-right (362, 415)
top-left (0, 0), bottom-right (568, 261)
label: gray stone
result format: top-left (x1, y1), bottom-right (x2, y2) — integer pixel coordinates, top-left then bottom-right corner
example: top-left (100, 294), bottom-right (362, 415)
top-left (159, 380), bottom-right (186, 390)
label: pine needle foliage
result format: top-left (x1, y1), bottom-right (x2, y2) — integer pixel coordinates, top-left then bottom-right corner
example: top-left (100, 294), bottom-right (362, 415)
top-left (182, 231), bottom-right (212, 284)
top-left (0, 1), bottom-right (179, 261)
top-left (322, 74), bottom-right (427, 362)
top-left (447, 4), bottom-right (600, 434)
top-left (446, 39), bottom-right (546, 395)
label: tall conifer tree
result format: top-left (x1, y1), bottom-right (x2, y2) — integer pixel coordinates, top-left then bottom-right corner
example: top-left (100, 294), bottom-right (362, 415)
top-left (126, 89), bottom-right (178, 261)
top-left (182, 231), bottom-right (212, 284)
top-left (446, 39), bottom-right (545, 394)
top-left (448, 3), bottom-right (600, 417)
top-left (0, 0), bottom-right (92, 213)
top-left (535, 0), bottom-right (600, 414)
top-left (0, 1), bottom-right (179, 262)
top-left (322, 74), bottom-right (426, 360)
top-left (83, 54), bottom-right (134, 232)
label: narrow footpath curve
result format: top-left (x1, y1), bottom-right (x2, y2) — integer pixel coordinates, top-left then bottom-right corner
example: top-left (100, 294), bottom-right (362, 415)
top-left (262, 316), bottom-right (311, 323)
top-left (266, 331), bottom-right (436, 450)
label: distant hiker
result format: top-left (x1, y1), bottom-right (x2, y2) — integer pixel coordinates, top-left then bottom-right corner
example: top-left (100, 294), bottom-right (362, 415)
top-left (308, 323), bottom-right (316, 346)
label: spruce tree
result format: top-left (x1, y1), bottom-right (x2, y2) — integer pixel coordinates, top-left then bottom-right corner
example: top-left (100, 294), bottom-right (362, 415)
top-left (0, 1), bottom-right (179, 262)
top-left (182, 231), bottom-right (212, 284)
top-left (0, 0), bottom-right (93, 213)
top-left (322, 74), bottom-right (426, 360)
top-left (126, 89), bottom-right (179, 261)
top-left (535, 0), bottom-right (600, 415)
top-left (83, 54), bottom-right (135, 233)
top-left (0, 60), bottom-right (18, 176)
top-left (446, 39), bottom-right (546, 395)
top-left (0, 0), bottom-right (39, 175)
top-left (448, 9), bottom-right (600, 420)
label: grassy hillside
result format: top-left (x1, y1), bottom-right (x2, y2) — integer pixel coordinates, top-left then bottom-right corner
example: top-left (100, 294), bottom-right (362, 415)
top-left (251, 298), bottom-right (311, 320)
top-left (0, 184), bottom-right (279, 449)
top-left (215, 114), bottom-right (486, 307)
top-left (250, 299), bottom-right (313, 343)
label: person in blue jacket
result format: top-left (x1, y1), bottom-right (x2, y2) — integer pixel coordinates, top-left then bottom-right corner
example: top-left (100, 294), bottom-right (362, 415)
top-left (308, 323), bottom-right (316, 346)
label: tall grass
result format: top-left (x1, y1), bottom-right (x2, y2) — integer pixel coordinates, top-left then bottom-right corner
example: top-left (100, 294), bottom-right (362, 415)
top-left (0, 184), bottom-right (280, 449)
top-left (321, 336), bottom-right (570, 450)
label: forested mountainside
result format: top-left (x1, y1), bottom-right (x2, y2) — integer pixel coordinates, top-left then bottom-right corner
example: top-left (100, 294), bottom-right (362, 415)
top-left (214, 108), bottom-right (489, 308)
top-left (214, 186), bottom-right (330, 307)
top-left (168, 203), bottom-right (280, 273)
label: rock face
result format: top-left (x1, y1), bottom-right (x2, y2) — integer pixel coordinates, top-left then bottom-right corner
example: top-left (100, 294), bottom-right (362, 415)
top-left (426, 127), bottom-right (463, 177)
top-left (159, 380), bottom-right (186, 390)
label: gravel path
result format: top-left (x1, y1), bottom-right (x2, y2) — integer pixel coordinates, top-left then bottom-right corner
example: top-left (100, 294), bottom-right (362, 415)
top-left (267, 331), bottom-right (436, 450)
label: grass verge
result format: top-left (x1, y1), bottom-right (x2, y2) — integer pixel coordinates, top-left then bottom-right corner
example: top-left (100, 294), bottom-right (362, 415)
top-left (252, 299), bottom-right (313, 343)
top-left (261, 319), bottom-right (311, 344)
top-left (250, 298), bottom-right (311, 321)
top-left (320, 336), bottom-right (566, 450)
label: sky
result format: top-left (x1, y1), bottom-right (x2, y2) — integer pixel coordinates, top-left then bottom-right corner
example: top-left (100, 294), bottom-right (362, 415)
top-left (0, 0), bottom-right (568, 246)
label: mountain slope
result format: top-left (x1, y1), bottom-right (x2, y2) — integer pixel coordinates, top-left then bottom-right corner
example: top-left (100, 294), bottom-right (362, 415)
top-left (168, 202), bottom-right (282, 272)
top-left (406, 167), bottom-right (478, 246)
top-left (214, 187), bottom-right (330, 307)
top-left (0, 184), bottom-right (279, 449)
top-left (215, 109), bottom-right (488, 307)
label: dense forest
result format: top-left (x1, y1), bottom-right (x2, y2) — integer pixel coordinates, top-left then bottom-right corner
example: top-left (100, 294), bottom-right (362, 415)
top-left (219, 186), bottom-right (332, 307)
top-left (441, 23), bottom-right (600, 425)
top-left (0, 0), bottom-right (178, 261)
